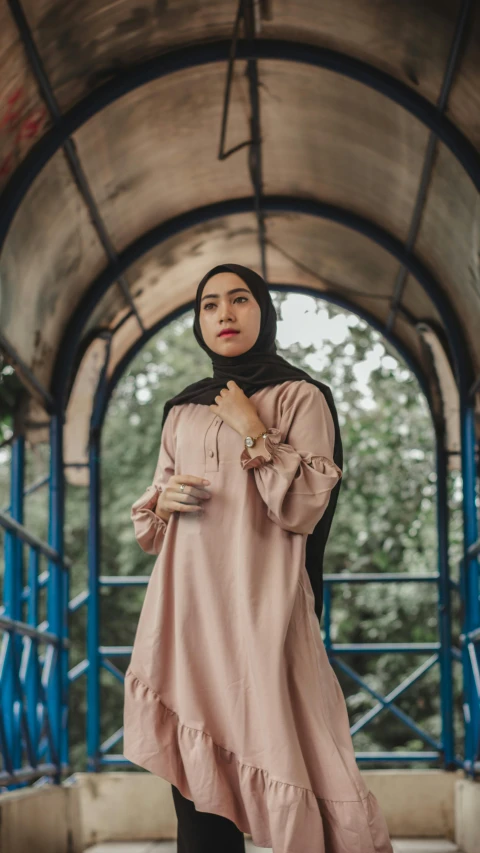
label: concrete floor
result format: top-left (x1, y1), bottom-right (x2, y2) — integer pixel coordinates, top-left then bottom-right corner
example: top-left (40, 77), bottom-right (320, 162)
top-left (87, 840), bottom-right (460, 852)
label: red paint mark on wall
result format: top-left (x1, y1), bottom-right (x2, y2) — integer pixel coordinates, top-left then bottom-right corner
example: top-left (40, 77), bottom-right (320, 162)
top-left (0, 151), bottom-right (14, 179)
top-left (16, 106), bottom-right (47, 141)
top-left (0, 88), bottom-right (47, 180)
top-left (0, 87), bottom-right (25, 130)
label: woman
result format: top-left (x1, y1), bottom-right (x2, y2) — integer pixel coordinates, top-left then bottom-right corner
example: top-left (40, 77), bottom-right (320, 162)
top-left (123, 264), bottom-right (393, 853)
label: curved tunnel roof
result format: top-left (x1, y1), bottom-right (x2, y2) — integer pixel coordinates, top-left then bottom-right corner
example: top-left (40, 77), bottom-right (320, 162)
top-left (0, 0), bottom-right (479, 479)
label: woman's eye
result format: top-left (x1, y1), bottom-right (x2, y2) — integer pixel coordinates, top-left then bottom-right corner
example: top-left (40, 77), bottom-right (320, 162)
top-left (204, 297), bottom-right (247, 310)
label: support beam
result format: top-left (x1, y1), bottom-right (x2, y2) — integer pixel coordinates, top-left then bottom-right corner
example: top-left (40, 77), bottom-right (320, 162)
top-left (7, 0), bottom-right (145, 336)
top-left (386, 0), bottom-right (474, 332)
top-left (2, 38), bottom-right (480, 258)
top-left (0, 330), bottom-right (54, 412)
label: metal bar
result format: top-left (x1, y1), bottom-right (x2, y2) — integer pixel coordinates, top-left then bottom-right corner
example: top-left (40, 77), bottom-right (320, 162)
top-left (99, 576), bottom-right (149, 586)
top-left (385, 0), bottom-right (473, 332)
top-left (1, 437), bottom-right (25, 779)
top-left (99, 646), bottom-right (133, 656)
top-left (354, 752), bottom-right (440, 762)
top-left (460, 396), bottom-right (480, 771)
top-left (0, 508), bottom-right (71, 566)
top-left (100, 726), bottom-right (124, 754)
top-left (436, 436), bottom-right (455, 767)
top-left (218, 0), bottom-right (247, 160)
top-left (469, 373), bottom-right (480, 399)
top-left (87, 426), bottom-right (101, 772)
top-left (2, 475), bottom-right (50, 513)
top-left (350, 655), bottom-right (439, 736)
top-left (324, 573), bottom-right (439, 584)
top-left (68, 659), bottom-right (89, 682)
top-left (0, 616), bottom-right (66, 647)
top-left (100, 657), bottom-right (124, 684)
top-left (243, 0), bottom-right (267, 278)
top-left (68, 590), bottom-right (90, 611)
top-left (1, 39), bottom-right (480, 261)
top-left (467, 539), bottom-right (480, 560)
top-left (464, 627), bottom-right (480, 644)
top-left (25, 549), bottom-right (40, 764)
top-left (100, 754), bottom-right (130, 765)
top-left (6, 0), bottom-right (145, 336)
top-left (46, 413), bottom-right (66, 781)
top-left (0, 762), bottom-right (59, 787)
top-left (331, 643), bottom-right (440, 653)
top-left (333, 657), bottom-right (442, 750)
top-left (0, 331), bottom-right (55, 412)
top-left (468, 642), bottom-right (480, 699)
top-left (85, 332), bottom-right (113, 772)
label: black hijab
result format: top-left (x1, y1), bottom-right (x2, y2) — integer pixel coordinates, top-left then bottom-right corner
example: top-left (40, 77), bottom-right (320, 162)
top-left (161, 263), bottom-right (343, 623)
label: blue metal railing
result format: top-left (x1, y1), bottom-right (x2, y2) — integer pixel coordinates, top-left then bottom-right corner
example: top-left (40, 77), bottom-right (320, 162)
top-left (0, 508), bottom-right (70, 788)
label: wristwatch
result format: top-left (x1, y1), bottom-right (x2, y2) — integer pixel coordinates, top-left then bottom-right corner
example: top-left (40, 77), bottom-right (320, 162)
top-left (244, 430), bottom-right (268, 449)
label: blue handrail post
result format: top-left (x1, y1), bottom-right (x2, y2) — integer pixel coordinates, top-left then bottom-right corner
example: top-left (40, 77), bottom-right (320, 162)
top-left (47, 412), bottom-right (66, 781)
top-left (435, 433), bottom-right (455, 768)
top-left (459, 399), bottom-right (480, 775)
top-left (2, 436), bottom-right (25, 780)
top-left (86, 427), bottom-right (101, 771)
top-left (26, 547), bottom-right (40, 765)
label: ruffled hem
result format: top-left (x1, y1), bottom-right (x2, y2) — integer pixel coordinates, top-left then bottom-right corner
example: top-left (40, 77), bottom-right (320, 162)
top-left (130, 484), bottom-right (168, 554)
top-left (123, 669), bottom-right (393, 853)
top-left (240, 427), bottom-right (283, 469)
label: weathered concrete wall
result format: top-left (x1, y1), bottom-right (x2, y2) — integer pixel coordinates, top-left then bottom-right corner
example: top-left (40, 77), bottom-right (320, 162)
top-left (0, 769), bottom-right (474, 852)
top-left (0, 782), bottom-right (82, 853)
top-left (455, 777), bottom-right (480, 853)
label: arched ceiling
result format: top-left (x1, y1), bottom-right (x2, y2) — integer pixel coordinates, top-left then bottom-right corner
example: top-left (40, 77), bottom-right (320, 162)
top-left (0, 0), bottom-right (479, 466)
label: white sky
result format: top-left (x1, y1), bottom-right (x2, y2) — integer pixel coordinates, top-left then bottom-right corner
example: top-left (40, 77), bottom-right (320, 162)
top-left (275, 292), bottom-right (398, 398)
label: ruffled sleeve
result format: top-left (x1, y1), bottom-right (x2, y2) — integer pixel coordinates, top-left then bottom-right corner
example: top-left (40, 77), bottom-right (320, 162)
top-left (131, 408), bottom-right (176, 555)
top-left (240, 382), bottom-right (342, 535)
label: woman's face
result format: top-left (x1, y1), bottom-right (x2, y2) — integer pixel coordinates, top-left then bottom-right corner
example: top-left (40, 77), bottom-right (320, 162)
top-left (199, 272), bottom-right (261, 356)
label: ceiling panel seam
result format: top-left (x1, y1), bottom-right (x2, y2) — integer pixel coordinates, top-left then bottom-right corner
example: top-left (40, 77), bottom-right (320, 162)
top-left (6, 0), bottom-right (145, 337)
top-left (386, 0), bottom-right (474, 334)
top-left (1, 39), bottom-right (480, 262)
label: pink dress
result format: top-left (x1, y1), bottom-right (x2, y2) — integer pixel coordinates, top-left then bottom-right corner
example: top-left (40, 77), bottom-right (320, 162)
top-left (123, 379), bottom-right (393, 853)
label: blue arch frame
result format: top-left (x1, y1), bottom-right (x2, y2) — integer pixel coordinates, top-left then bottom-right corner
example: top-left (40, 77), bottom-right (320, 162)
top-left (47, 194), bottom-right (477, 771)
top-left (81, 285), bottom-right (457, 771)
top-left (51, 195), bottom-right (471, 404)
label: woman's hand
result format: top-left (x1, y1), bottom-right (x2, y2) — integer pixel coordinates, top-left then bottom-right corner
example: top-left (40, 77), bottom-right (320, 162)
top-left (209, 380), bottom-right (263, 435)
top-left (155, 474), bottom-right (211, 521)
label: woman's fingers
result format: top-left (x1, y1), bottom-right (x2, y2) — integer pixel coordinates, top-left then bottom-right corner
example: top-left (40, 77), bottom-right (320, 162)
top-left (164, 474), bottom-right (211, 513)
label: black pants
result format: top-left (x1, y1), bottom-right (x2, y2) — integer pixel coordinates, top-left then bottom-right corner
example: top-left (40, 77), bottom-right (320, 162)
top-left (171, 784), bottom-right (246, 853)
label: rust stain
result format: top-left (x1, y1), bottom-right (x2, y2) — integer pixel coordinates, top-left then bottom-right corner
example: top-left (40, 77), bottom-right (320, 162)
top-left (0, 86), bottom-right (47, 181)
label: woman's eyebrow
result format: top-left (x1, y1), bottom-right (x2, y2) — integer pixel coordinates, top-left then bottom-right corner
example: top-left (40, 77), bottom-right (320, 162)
top-left (201, 287), bottom-right (250, 302)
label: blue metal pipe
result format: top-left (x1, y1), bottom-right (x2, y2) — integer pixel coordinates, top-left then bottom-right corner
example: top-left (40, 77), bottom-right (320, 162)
top-left (459, 399), bottom-right (480, 772)
top-left (436, 435), bottom-right (455, 768)
top-left (1, 437), bottom-right (25, 781)
top-left (333, 656), bottom-right (442, 749)
top-left (47, 414), bottom-right (67, 780)
top-left (26, 548), bottom-right (40, 767)
top-left (86, 429), bottom-right (101, 772)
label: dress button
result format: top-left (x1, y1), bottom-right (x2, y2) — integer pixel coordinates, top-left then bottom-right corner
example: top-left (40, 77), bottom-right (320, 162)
top-left (208, 450), bottom-right (214, 457)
